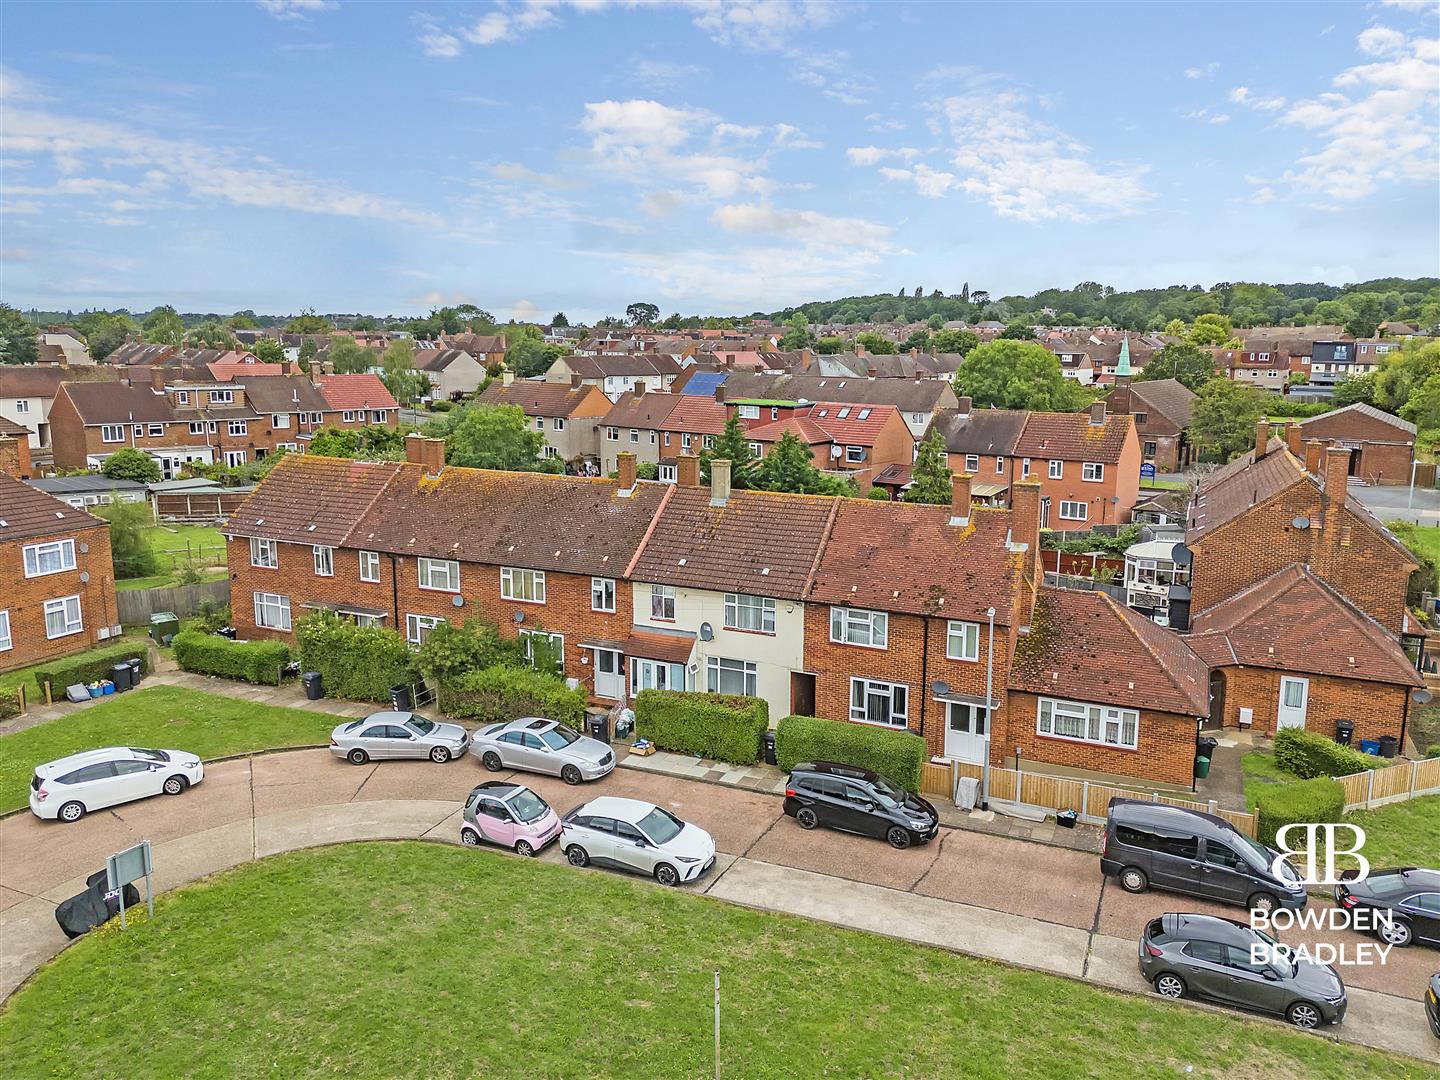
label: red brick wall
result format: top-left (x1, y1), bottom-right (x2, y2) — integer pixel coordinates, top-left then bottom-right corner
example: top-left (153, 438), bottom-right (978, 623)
top-left (1211, 666), bottom-right (1407, 744)
top-left (1354, 441), bottom-right (1413, 486)
top-left (0, 435), bottom-right (30, 479)
top-left (0, 523), bottom-right (119, 673)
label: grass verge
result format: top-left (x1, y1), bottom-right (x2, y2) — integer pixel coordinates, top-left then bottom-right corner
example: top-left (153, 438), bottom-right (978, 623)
top-left (0, 842), bottom-right (1414, 1080)
top-left (0, 637), bottom-right (152, 697)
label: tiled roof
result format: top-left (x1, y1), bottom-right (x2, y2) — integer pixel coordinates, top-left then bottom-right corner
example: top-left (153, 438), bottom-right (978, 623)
top-left (807, 501), bottom-right (1021, 622)
top-left (315, 374), bottom-right (398, 411)
top-left (1188, 442), bottom-right (1308, 541)
top-left (414, 348), bottom-right (469, 373)
top-left (624, 630), bottom-right (697, 664)
top-left (225, 456), bottom-right (403, 546)
top-left (630, 487), bottom-right (836, 599)
top-left (1300, 401), bottom-right (1417, 437)
top-left (806, 402), bottom-right (901, 445)
top-left (208, 362), bottom-right (289, 381)
top-left (926, 408), bottom-right (1028, 456)
top-left (0, 417), bottom-right (31, 438)
top-left (0, 473), bottom-right (106, 542)
top-left (747, 414), bottom-right (832, 445)
top-left (444, 333), bottom-right (506, 355)
top-left (1188, 565), bottom-right (1423, 688)
top-left (476, 381), bottom-right (601, 417)
top-left (61, 381), bottom-right (174, 424)
top-left (602, 391), bottom-right (682, 429)
top-left (1127, 379), bottom-right (1196, 429)
top-left (662, 396), bottom-right (729, 436)
top-left (1010, 588), bottom-right (1210, 715)
top-left (234, 375), bottom-right (330, 413)
top-left (1014, 410), bottom-right (1133, 463)
top-left (0, 367), bottom-right (67, 398)
top-left (563, 354), bottom-right (683, 378)
top-left (720, 373), bottom-right (956, 413)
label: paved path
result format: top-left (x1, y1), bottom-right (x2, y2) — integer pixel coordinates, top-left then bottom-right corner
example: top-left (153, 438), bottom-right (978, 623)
top-left (0, 749), bottom-right (1433, 1064)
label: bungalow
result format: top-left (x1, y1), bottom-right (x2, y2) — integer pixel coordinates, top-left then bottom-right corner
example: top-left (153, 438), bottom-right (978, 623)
top-left (1297, 403), bottom-right (1415, 486)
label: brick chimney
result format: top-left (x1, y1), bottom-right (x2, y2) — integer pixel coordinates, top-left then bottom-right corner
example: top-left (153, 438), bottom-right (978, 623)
top-left (714, 384), bottom-right (726, 404)
top-left (710, 458), bottom-right (732, 507)
top-left (1304, 440), bottom-right (1324, 474)
top-left (150, 366), bottom-right (166, 392)
top-left (617, 451), bottom-right (637, 493)
top-left (676, 453), bottom-right (700, 488)
top-left (1322, 445), bottom-right (1351, 537)
top-left (956, 396), bottom-right (972, 417)
top-left (501, 370), bottom-right (514, 386)
top-left (634, 381), bottom-right (647, 398)
top-left (1009, 479), bottom-right (1043, 589)
top-left (949, 473), bottom-right (972, 526)
top-left (1285, 423), bottom-right (1303, 458)
top-left (910, 347), bottom-right (919, 357)
top-left (855, 343), bottom-right (865, 357)
top-left (570, 373), bottom-right (583, 388)
top-left (867, 365), bottom-right (878, 378)
top-left (1254, 418), bottom-right (1270, 460)
top-left (404, 433), bottom-right (445, 475)
top-left (1088, 400), bottom-right (1106, 426)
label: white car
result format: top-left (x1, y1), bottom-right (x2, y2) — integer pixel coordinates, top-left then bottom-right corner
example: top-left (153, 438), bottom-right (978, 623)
top-left (561, 796), bottom-right (716, 886)
top-left (29, 747), bottom-right (204, 823)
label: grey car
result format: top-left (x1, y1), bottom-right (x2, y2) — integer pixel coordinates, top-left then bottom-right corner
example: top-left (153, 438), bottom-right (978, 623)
top-left (330, 711), bottom-right (469, 765)
top-left (1140, 913), bottom-right (1347, 1029)
top-left (469, 717), bottom-right (614, 785)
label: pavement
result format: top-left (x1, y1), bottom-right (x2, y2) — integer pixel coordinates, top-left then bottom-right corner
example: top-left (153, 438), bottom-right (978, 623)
top-left (1, 747), bottom-right (1434, 1064)
top-left (1349, 482), bottom-right (1440, 527)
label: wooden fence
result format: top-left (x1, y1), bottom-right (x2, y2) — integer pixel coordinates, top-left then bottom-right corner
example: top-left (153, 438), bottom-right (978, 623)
top-left (116, 580), bottom-right (231, 625)
top-left (1336, 756), bottom-right (1440, 810)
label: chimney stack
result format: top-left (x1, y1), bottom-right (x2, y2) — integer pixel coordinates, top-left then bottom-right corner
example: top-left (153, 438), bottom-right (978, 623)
top-left (1304, 440), bottom-right (1324, 474)
top-left (855, 343), bottom-right (865, 357)
top-left (404, 433), bottom-right (445, 475)
top-left (910, 347), bottom-right (919, 357)
top-left (714, 384), bottom-right (726, 404)
top-left (1254, 417), bottom-right (1270, 461)
top-left (1285, 423), bottom-right (1304, 459)
top-left (1323, 445), bottom-right (1351, 536)
top-left (150, 366), bottom-right (167, 392)
top-left (570, 373), bottom-right (583, 389)
top-left (1009, 480), bottom-right (1043, 588)
top-left (710, 458), bottom-right (732, 507)
top-left (1088, 400), bottom-right (1106, 426)
top-left (950, 473), bottom-right (973, 526)
top-left (634, 381), bottom-right (646, 398)
top-left (501, 370), bottom-right (514, 386)
top-left (676, 453), bottom-right (700, 488)
top-left (956, 396), bottom-right (972, 417)
top-left (617, 451), bottom-right (637, 493)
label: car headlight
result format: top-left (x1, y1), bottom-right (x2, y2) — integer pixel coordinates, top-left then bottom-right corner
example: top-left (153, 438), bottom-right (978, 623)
top-left (675, 856), bottom-right (700, 864)
top-left (1325, 993), bottom-right (1345, 1005)
top-left (183, 761), bottom-right (199, 769)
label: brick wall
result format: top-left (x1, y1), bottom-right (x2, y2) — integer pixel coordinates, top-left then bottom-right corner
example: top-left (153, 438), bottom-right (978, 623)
top-left (0, 522), bottom-right (119, 673)
top-left (1212, 666), bottom-right (1407, 744)
top-left (0, 435), bottom-right (30, 479)
top-left (1354, 441), bottom-right (1413, 486)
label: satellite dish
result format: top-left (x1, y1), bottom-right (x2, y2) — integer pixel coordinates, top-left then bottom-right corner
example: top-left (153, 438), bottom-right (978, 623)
top-left (451, 594), bottom-right (464, 607)
top-left (1415, 689), bottom-right (1433, 705)
top-left (931, 680), bottom-right (951, 698)
top-left (513, 611), bottom-right (525, 624)
top-left (830, 445), bottom-right (843, 458)
top-left (1169, 543), bottom-right (1192, 567)
top-left (699, 622), bottom-right (714, 642)
top-left (79, 571), bottom-right (90, 583)
top-left (1291, 516), bottom-right (1311, 530)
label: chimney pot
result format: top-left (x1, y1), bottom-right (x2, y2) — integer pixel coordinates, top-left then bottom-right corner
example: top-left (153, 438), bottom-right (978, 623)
top-left (617, 451), bottom-right (637, 492)
top-left (676, 453), bottom-right (700, 488)
top-left (1254, 417), bottom-right (1270, 460)
top-left (1089, 400), bottom-right (1106, 426)
top-left (950, 472), bottom-right (973, 524)
top-left (710, 458), bottom-right (732, 507)
top-left (404, 433), bottom-right (445, 475)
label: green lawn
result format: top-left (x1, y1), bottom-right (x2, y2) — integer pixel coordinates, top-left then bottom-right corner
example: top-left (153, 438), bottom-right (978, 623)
top-left (1409, 703), bottom-right (1440, 757)
top-left (0, 687), bottom-right (335, 814)
top-left (1139, 478), bottom-right (1189, 491)
top-left (1388, 519), bottom-right (1440, 565)
top-left (0, 637), bottom-right (152, 697)
top-left (115, 567), bottom-right (226, 592)
top-left (142, 522), bottom-right (226, 567)
top-left (0, 843), bottom-right (1412, 1080)
top-left (1240, 748), bottom-right (1297, 810)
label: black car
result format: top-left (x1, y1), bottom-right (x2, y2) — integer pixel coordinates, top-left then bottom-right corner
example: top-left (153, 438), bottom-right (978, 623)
top-left (1335, 867), bottom-right (1440, 949)
top-left (1426, 973), bottom-right (1440, 1040)
top-left (783, 761), bottom-right (939, 849)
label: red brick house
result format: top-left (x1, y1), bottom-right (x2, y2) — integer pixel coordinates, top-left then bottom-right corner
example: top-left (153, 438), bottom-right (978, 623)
top-left (1105, 377), bottom-right (1195, 473)
top-left (0, 418), bottom-right (33, 479)
top-left (745, 402), bottom-right (913, 492)
top-left (1015, 402), bottom-right (1142, 527)
top-left (1297, 403), bottom-right (1415, 486)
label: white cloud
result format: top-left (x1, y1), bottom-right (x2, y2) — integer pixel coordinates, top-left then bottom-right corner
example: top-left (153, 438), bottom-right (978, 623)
top-left (640, 190), bottom-right (684, 218)
top-left (256, 0), bottom-right (336, 21)
top-left (490, 161), bottom-right (577, 189)
top-left (0, 67), bottom-right (46, 102)
top-left (1228, 86), bottom-right (1286, 111)
top-left (1357, 26), bottom-right (1409, 57)
top-left (772, 123), bottom-right (822, 149)
top-left (1184, 62), bottom-right (1220, 79)
top-left (511, 299), bottom-right (540, 320)
top-left (580, 98), bottom-right (770, 198)
top-left (878, 163), bottom-right (957, 198)
top-left (601, 244), bottom-right (887, 309)
top-left (711, 202), bottom-right (892, 251)
top-left (1182, 108), bottom-right (1230, 124)
top-left (713, 122), bottom-right (764, 141)
top-left (630, 58), bottom-right (706, 86)
top-left (418, 1), bottom-right (632, 57)
top-left (683, 0), bottom-right (839, 52)
top-left (845, 145), bottom-right (919, 166)
top-left (1250, 186), bottom-right (1276, 204)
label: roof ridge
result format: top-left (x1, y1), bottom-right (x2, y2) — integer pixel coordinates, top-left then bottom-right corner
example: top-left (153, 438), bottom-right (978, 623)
top-left (1098, 590), bottom-right (1202, 707)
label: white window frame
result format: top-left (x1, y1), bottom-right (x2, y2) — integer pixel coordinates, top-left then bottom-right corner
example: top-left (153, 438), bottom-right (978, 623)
top-left (133, 424), bottom-right (143, 439)
top-left (250, 537), bottom-right (278, 569)
top-left (1058, 500), bottom-right (1088, 522)
top-left (189, 421), bottom-right (206, 435)
top-left (0, 609), bottom-right (11, 652)
top-left (405, 613), bottom-right (444, 645)
top-left (724, 593), bottom-right (775, 635)
top-left (946, 620), bottom-right (979, 662)
top-left (994, 456), bottom-right (1004, 474)
top-left (706, 656), bottom-right (758, 697)
top-left (533, 416), bottom-right (545, 431)
top-left (43, 595), bottom-right (84, 639)
top-left (418, 557), bottom-right (461, 593)
top-left (519, 628), bottom-right (565, 672)
top-left (1037, 697), bottom-right (1138, 750)
top-left (1082, 462), bottom-right (1104, 482)
top-left (650, 584), bottom-right (676, 621)
top-left (606, 427), bottom-right (619, 442)
top-left (209, 390), bottom-right (234, 404)
top-left (343, 410), bottom-right (359, 423)
top-left (14, 399), bottom-right (28, 414)
top-left (358, 550), bottom-right (381, 582)
top-left (553, 417), bottom-right (566, 431)
top-left (1048, 459), bottom-right (1063, 479)
top-left (829, 606), bottom-right (888, 649)
top-left (964, 454), bottom-right (979, 472)
top-left (844, 445), bottom-right (864, 464)
top-left (591, 577), bottom-right (616, 613)
top-left (147, 423), bottom-right (164, 437)
top-left (253, 591), bottom-right (291, 631)
top-left (500, 566), bottom-right (545, 604)
top-left (313, 545), bottom-right (334, 577)
top-left (630, 657), bottom-right (685, 694)
top-left (224, 420), bottom-right (246, 437)
top-left (101, 424), bottom-right (124, 443)
top-left (658, 464), bottom-right (677, 483)
top-left (224, 450), bottom-right (247, 467)
top-left (737, 405), bottom-right (760, 419)
top-left (849, 677), bottom-right (908, 728)
top-left (272, 413), bottom-right (290, 429)
top-left (681, 433), bottom-right (693, 451)
top-left (630, 429), bottom-right (641, 443)
top-left (748, 441), bottom-right (762, 457)
top-left (23, 539), bottom-right (76, 578)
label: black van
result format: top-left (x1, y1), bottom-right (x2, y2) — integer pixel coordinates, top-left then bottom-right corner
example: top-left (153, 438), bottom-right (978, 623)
top-left (783, 761), bottom-right (939, 849)
top-left (1101, 798), bottom-right (1308, 913)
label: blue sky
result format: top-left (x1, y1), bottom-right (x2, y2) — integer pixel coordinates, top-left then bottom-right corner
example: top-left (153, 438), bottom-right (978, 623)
top-left (1, 1), bottom-right (1436, 321)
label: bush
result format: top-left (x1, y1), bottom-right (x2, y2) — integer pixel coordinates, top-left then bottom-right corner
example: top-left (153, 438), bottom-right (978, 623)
top-left (429, 400), bottom-right (454, 412)
top-left (416, 619), bottom-right (522, 689)
top-left (634, 690), bottom-right (769, 765)
top-left (446, 664), bottom-right (586, 727)
top-left (0, 687), bottom-right (19, 721)
top-left (1254, 777), bottom-right (1345, 849)
top-left (775, 714), bottom-right (927, 792)
top-left (295, 610), bottom-right (416, 702)
top-left (1273, 727), bottom-right (1383, 779)
top-left (173, 630), bottom-right (291, 685)
top-left (33, 642), bottom-right (151, 698)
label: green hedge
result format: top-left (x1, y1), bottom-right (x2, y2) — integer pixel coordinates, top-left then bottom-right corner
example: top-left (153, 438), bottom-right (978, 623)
top-left (296, 610), bottom-right (416, 702)
top-left (1273, 727), bottom-right (1383, 779)
top-left (1254, 777), bottom-right (1345, 849)
top-left (775, 714), bottom-right (926, 792)
top-left (0, 687), bottom-right (19, 721)
top-left (633, 690), bottom-right (769, 765)
top-left (445, 665), bottom-right (586, 727)
top-left (173, 630), bottom-right (291, 686)
top-left (33, 642), bottom-right (151, 698)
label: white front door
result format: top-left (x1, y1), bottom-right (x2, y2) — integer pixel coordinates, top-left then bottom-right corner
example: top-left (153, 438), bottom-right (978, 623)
top-left (1277, 677), bottom-right (1309, 729)
top-left (593, 649), bottom-right (624, 700)
top-left (944, 702), bottom-right (989, 763)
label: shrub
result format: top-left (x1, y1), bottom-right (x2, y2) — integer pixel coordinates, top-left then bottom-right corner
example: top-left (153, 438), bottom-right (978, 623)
top-left (1273, 727), bottom-right (1383, 779)
top-left (1254, 777), bottom-right (1345, 849)
top-left (446, 665), bottom-right (586, 727)
top-left (775, 714), bottom-right (927, 792)
top-left (33, 642), bottom-right (151, 698)
top-left (429, 399), bottom-right (454, 412)
top-left (173, 630), bottom-right (291, 685)
top-left (296, 610), bottom-right (416, 702)
top-left (0, 687), bottom-right (19, 721)
top-left (634, 690), bottom-right (769, 765)
top-left (415, 618), bottom-right (521, 689)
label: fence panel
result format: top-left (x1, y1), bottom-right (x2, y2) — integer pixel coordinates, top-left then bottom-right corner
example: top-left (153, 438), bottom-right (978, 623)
top-left (1020, 773), bottom-right (1085, 813)
top-left (1371, 764), bottom-right (1413, 803)
top-left (1414, 756), bottom-right (1440, 795)
top-left (116, 580), bottom-right (232, 625)
top-left (1336, 772), bottom-right (1370, 808)
top-left (1214, 809), bottom-right (1258, 836)
top-left (919, 762), bottom-right (951, 798)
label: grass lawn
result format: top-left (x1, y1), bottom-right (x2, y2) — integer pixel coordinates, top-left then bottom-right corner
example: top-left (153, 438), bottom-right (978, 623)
top-left (1387, 518), bottom-right (1440, 565)
top-left (1140, 478), bottom-right (1189, 491)
top-left (0, 636), bottom-right (153, 697)
top-left (115, 567), bottom-right (226, 592)
top-left (1240, 748), bottom-right (1296, 810)
top-left (0, 686), bottom-right (335, 814)
top-left (0, 843), bottom-right (1412, 1080)
top-left (1407, 702), bottom-right (1440, 757)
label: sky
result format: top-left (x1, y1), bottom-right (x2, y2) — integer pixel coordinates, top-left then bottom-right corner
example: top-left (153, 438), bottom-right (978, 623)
top-left (1, 1), bottom-right (1437, 322)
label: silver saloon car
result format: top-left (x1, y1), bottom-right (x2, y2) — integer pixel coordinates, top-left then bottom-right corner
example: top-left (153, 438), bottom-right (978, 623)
top-left (469, 717), bottom-right (614, 784)
top-left (331, 711), bottom-right (469, 765)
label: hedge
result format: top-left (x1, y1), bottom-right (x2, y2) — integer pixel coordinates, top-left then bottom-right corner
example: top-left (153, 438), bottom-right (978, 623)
top-left (296, 610), bottom-right (416, 702)
top-left (33, 642), bottom-right (151, 698)
top-left (1254, 776), bottom-right (1345, 849)
top-left (633, 690), bottom-right (769, 765)
top-left (775, 714), bottom-right (926, 792)
top-left (0, 687), bottom-right (19, 721)
top-left (1273, 727), bottom-right (1383, 780)
top-left (446, 665), bottom-right (586, 727)
top-left (173, 630), bottom-right (291, 686)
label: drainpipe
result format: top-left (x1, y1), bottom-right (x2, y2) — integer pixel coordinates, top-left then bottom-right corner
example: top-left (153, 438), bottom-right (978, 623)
top-left (981, 605), bottom-right (996, 809)
top-left (389, 554), bottom-right (400, 631)
top-left (918, 614), bottom-right (930, 742)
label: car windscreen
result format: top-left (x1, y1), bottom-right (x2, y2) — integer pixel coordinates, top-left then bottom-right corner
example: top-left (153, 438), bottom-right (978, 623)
top-left (540, 725), bottom-right (580, 750)
top-left (637, 807), bottom-right (684, 846)
top-left (507, 790), bottom-right (550, 824)
top-left (1237, 834), bottom-right (1292, 878)
top-left (130, 748), bottom-right (170, 762)
top-left (405, 716), bottom-right (436, 736)
top-left (344, 721), bottom-right (363, 733)
top-left (1362, 871), bottom-right (1419, 899)
top-left (868, 774), bottom-right (905, 807)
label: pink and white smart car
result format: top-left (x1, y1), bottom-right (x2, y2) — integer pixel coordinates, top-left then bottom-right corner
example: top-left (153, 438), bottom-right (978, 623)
top-left (459, 781), bottom-right (562, 857)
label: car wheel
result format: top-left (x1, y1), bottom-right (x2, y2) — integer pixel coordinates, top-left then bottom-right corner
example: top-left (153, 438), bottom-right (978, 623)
top-left (162, 775), bottom-right (187, 796)
top-left (58, 801), bottom-right (85, 824)
top-left (565, 845), bottom-right (589, 868)
top-left (1118, 867), bottom-right (1149, 893)
top-left (1287, 1002), bottom-right (1322, 1029)
top-left (654, 863), bottom-right (680, 887)
top-left (347, 748), bottom-right (369, 766)
top-left (886, 826), bottom-right (912, 850)
top-left (1247, 892), bottom-right (1279, 916)
top-left (429, 746), bottom-right (451, 764)
top-left (1153, 973), bottom-right (1186, 999)
top-left (515, 840), bottom-right (535, 858)
top-left (561, 764), bottom-right (583, 786)
top-left (481, 751), bottom-right (503, 772)
top-left (796, 807), bottom-right (818, 830)
top-left (460, 828), bottom-right (482, 847)
top-left (1378, 917), bottom-right (1413, 947)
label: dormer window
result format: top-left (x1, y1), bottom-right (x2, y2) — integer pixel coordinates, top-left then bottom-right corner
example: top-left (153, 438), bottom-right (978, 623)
top-left (210, 390), bottom-right (233, 404)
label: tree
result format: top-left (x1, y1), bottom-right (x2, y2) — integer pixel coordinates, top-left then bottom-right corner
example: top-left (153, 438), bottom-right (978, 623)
top-left (998, 321), bottom-right (1036, 340)
top-left (141, 305), bottom-right (184, 346)
top-left (1344, 294), bottom-right (1384, 339)
top-left (1401, 373), bottom-right (1440, 432)
top-left (626, 302), bottom-right (659, 327)
top-left (902, 329), bottom-right (930, 352)
top-left (930, 328), bottom-right (979, 356)
top-left (350, 316), bottom-right (379, 331)
top-left (226, 311), bottom-right (258, 330)
top-left (779, 312), bottom-right (815, 350)
top-left (251, 338), bottom-right (286, 365)
top-left (700, 414), bottom-right (758, 489)
top-left (1187, 313), bottom-right (1236, 347)
top-left (440, 404), bottom-right (544, 470)
top-left (327, 336), bottom-right (374, 374)
top-left (1189, 379), bottom-right (1267, 460)
top-left (505, 335), bottom-right (558, 378)
top-left (1136, 342), bottom-right (1216, 392)
top-left (298, 339), bottom-right (318, 371)
top-left (956, 340), bottom-right (1083, 411)
top-left (816, 336), bottom-right (844, 354)
top-left (854, 331), bottom-right (896, 355)
top-left (379, 339), bottom-right (429, 404)
top-left (308, 427), bottom-right (360, 458)
top-left (95, 497), bottom-right (159, 579)
top-left (550, 312), bottom-right (569, 328)
top-left (1312, 299), bottom-right (1353, 326)
top-left (0, 305), bottom-right (39, 365)
top-left (287, 308), bottom-right (332, 334)
top-left (101, 447), bottom-right (161, 484)
top-left (754, 433), bottom-right (847, 494)
top-left (1163, 318), bottom-right (1188, 338)
top-left (926, 314), bottom-right (945, 331)
top-left (903, 429), bottom-right (952, 504)
top-left (1332, 372), bottom-right (1377, 407)
top-left (184, 321), bottom-right (237, 350)
top-left (1374, 339), bottom-right (1440, 413)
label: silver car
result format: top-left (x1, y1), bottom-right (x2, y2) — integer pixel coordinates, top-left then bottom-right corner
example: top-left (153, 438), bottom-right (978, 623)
top-left (469, 717), bottom-right (614, 785)
top-left (330, 711), bottom-right (469, 765)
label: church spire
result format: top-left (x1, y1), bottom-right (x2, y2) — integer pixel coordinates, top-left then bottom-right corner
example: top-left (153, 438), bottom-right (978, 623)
top-left (1115, 335), bottom-right (1132, 379)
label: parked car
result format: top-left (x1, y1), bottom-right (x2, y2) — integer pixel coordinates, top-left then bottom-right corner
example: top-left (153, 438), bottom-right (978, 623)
top-left (29, 747), bottom-right (203, 823)
top-left (561, 796), bottom-right (715, 886)
top-left (470, 717), bottom-right (614, 785)
top-left (1334, 867), bottom-right (1440, 949)
top-left (460, 781), bottom-right (561, 857)
top-left (1427, 972), bottom-right (1440, 1039)
top-left (1101, 798), bottom-right (1307, 914)
top-left (783, 760), bottom-right (939, 849)
top-left (1139, 912), bottom-right (1347, 1029)
top-left (330, 711), bottom-right (468, 765)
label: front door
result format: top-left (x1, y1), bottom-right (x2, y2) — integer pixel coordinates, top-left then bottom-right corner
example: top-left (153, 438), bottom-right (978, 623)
top-left (593, 649), bottom-right (624, 700)
top-left (790, 672), bottom-right (816, 718)
top-left (944, 703), bottom-right (989, 763)
top-left (1277, 677), bottom-right (1309, 730)
top-left (1205, 670), bottom-right (1226, 731)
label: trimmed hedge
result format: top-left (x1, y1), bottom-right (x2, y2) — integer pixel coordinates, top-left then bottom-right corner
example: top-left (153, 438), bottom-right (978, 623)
top-left (173, 630), bottom-right (291, 686)
top-left (634, 690), bottom-right (769, 765)
top-left (296, 610), bottom-right (416, 702)
top-left (33, 642), bottom-right (151, 698)
top-left (776, 714), bottom-right (926, 792)
top-left (446, 665), bottom-right (586, 727)
top-left (1274, 727), bottom-right (1382, 779)
top-left (1254, 776), bottom-right (1345, 848)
